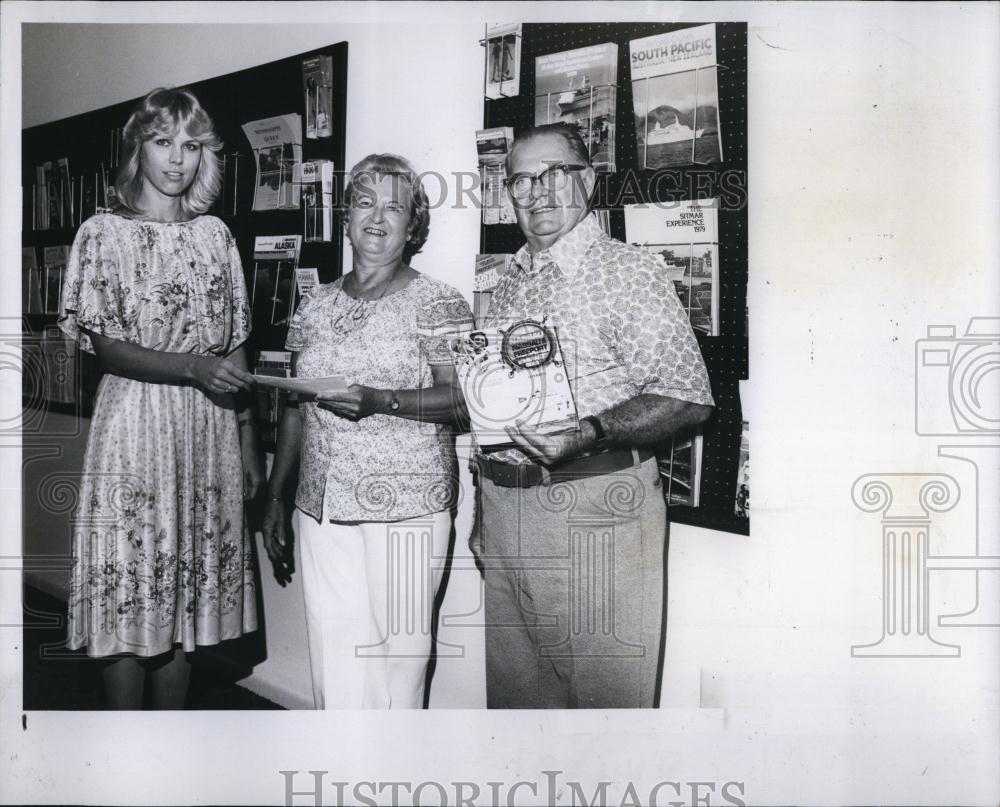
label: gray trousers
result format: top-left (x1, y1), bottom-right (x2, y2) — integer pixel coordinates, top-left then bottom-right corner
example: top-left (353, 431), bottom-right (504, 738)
top-left (476, 455), bottom-right (667, 708)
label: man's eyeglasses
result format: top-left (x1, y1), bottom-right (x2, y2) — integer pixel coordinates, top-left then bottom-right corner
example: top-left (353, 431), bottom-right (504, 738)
top-left (504, 163), bottom-right (588, 199)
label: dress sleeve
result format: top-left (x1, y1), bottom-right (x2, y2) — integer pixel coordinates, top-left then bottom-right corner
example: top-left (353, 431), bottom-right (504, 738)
top-left (616, 250), bottom-right (715, 407)
top-left (220, 220), bottom-right (251, 351)
top-left (57, 216), bottom-right (127, 355)
top-left (417, 284), bottom-right (475, 366)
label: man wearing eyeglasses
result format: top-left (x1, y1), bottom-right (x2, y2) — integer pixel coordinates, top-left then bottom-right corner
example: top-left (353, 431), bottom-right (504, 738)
top-left (471, 123), bottom-right (714, 709)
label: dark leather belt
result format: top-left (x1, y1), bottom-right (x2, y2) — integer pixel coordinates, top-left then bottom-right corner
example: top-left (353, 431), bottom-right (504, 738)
top-left (477, 448), bottom-right (655, 488)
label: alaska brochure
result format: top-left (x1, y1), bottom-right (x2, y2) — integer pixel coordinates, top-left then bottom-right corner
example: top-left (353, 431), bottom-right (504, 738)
top-left (251, 235), bottom-right (303, 347)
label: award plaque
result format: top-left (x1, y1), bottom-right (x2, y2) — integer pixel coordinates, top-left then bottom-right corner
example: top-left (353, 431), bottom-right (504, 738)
top-left (450, 319), bottom-right (578, 447)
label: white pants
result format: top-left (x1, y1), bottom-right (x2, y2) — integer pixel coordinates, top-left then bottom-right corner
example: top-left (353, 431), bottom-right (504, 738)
top-left (295, 508), bottom-right (452, 709)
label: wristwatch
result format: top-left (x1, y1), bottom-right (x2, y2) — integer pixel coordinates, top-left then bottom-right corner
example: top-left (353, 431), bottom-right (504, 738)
top-left (581, 415), bottom-right (607, 451)
top-left (389, 390), bottom-right (400, 412)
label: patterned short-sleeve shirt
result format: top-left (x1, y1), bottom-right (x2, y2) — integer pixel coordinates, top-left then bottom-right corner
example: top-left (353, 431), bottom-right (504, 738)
top-left (287, 272), bottom-right (473, 523)
top-left (484, 212), bottom-right (714, 462)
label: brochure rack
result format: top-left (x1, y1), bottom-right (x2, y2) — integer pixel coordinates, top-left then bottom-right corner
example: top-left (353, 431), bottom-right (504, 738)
top-left (480, 24), bottom-right (524, 100)
top-left (481, 22), bottom-right (748, 536)
top-left (20, 42), bottom-right (349, 425)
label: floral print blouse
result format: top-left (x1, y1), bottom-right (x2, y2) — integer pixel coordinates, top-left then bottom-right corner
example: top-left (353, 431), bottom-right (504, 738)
top-left (286, 272), bottom-right (473, 523)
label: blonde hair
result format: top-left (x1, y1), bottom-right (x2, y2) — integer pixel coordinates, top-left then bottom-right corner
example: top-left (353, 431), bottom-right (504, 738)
top-left (112, 86), bottom-right (223, 218)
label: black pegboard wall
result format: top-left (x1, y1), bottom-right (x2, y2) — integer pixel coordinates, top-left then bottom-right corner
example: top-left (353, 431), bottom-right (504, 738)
top-left (482, 22), bottom-right (749, 536)
top-left (21, 42), bottom-right (350, 417)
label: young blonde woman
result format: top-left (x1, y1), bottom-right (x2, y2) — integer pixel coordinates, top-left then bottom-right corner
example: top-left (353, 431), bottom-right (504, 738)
top-left (59, 87), bottom-right (260, 709)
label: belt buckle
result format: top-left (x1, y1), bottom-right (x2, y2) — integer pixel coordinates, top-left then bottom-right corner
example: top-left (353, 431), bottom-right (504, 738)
top-left (480, 455), bottom-right (548, 488)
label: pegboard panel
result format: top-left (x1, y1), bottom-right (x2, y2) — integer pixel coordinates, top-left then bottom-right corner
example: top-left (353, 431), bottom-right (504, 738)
top-left (21, 42), bottom-right (349, 418)
top-left (483, 22), bottom-right (749, 536)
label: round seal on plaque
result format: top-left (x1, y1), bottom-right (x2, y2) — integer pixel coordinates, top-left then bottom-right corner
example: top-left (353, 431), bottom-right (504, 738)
top-left (500, 319), bottom-right (556, 371)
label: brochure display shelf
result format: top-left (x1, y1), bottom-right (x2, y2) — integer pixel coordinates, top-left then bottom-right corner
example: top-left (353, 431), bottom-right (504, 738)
top-left (20, 42), bottom-right (349, 431)
top-left (481, 22), bottom-right (748, 536)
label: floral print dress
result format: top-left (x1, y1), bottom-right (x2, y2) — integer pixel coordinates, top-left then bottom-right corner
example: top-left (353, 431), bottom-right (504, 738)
top-left (59, 212), bottom-right (257, 657)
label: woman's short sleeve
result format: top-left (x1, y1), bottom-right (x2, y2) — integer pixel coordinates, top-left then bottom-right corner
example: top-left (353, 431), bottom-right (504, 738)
top-left (58, 216), bottom-right (126, 354)
top-left (221, 221), bottom-right (252, 350)
top-left (417, 286), bottom-right (474, 366)
top-left (285, 289), bottom-right (317, 352)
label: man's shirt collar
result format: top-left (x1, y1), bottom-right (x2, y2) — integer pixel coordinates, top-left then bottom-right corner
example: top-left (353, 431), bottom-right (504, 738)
top-left (511, 212), bottom-right (603, 279)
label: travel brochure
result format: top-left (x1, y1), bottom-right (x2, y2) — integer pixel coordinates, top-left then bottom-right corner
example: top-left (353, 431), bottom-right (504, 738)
top-left (296, 159), bottom-right (335, 241)
top-left (251, 235), bottom-right (302, 347)
top-left (301, 54), bottom-right (334, 139)
top-left (624, 198), bottom-right (720, 336)
top-left (535, 42), bottom-right (618, 172)
top-left (473, 253), bottom-right (513, 323)
top-left (294, 267), bottom-right (320, 299)
top-left (241, 114), bottom-right (303, 211)
top-left (22, 247), bottom-right (43, 314)
top-left (253, 350), bottom-right (292, 446)
top-left (735, 419), bottom-right (749, 518)
top-left (33, 159), bottom-right (74, 231)
top-left (661, 433), bottom-right (704, 507)
top-left (629, 23), bottom-right (724, 168)
top-left (485, 23), bottom-right (522, 100)
top-left (476, 127), bottom-right (516, 225)
top-left (42, 245), bottom-right (70, 315)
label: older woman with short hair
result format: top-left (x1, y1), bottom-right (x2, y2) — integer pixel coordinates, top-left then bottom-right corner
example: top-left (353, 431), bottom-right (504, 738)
top-left (262, 153), bottom-right (472, 709)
